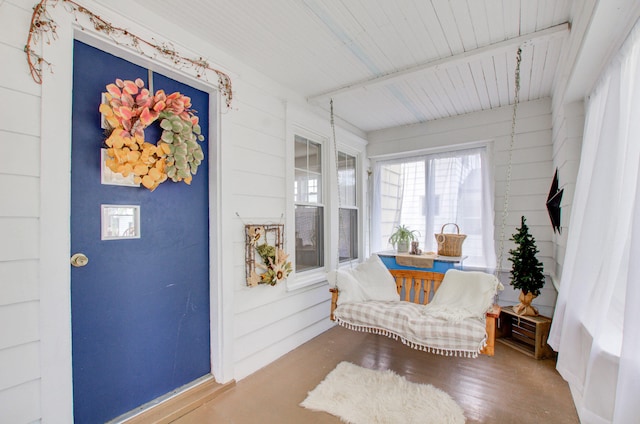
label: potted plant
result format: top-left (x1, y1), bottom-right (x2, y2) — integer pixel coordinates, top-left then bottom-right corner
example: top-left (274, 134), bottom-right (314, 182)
top-left (508, 216), bottom-right (545, 316)
top-left (388, 225), bottom-right (420, 253)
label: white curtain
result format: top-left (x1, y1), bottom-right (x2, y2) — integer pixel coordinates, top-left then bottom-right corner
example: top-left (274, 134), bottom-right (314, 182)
top-left (371, 147), bottom-right (495, 269)
top-left (548, 22), bottom-right (640, 424)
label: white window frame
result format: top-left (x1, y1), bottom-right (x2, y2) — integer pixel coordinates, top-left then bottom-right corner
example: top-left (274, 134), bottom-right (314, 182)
top-left (286, 118), bottom-right (366, 290)
top-left (293, 134), bottom-right (326, 270)
top-left (370, 142), bottom-right (495, 270)
top-left (336, 147), bottom-right (361, 267)
top-left (287, 125), bottom-right (330, 290)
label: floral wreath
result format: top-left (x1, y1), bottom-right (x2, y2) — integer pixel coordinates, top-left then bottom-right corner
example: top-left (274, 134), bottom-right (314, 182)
top-left (100, 78), bottom-right (205, 191)
top-left (246, 226), bottom-right (292, 286)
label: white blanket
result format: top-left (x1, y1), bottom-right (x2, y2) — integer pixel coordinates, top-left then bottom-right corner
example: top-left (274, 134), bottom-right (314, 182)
top-left (421, 304), bottom-right (479, 323)
top-left (423, 269), bottom-right (503, 322)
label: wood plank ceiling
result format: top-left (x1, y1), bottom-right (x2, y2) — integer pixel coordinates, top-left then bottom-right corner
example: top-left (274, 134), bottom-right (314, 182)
top-left (116, 0), bottom-right (572, 133)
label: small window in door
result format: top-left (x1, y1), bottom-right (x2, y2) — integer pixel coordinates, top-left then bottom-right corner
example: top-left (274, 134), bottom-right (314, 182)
top-left (101, 204), bottom-right (141, 240)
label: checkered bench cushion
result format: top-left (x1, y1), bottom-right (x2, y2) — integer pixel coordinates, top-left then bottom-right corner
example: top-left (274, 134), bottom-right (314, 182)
top-left (334, 300), bottom-right (487, 357)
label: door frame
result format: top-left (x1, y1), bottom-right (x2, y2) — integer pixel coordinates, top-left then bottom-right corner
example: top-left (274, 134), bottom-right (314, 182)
top-left (38, 7), bottom-right (233, 422)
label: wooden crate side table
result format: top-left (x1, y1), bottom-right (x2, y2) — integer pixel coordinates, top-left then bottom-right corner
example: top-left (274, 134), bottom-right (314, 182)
top-left (497, 306), bottom-right (555, 359)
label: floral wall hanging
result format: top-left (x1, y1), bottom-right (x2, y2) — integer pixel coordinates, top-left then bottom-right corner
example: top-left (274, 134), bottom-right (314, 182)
top-left (100, 78), bottom-right (205, 191)
top-left (245, 224), bottom-right (292, 286)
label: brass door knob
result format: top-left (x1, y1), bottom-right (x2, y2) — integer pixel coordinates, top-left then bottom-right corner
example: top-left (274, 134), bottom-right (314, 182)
top-left (70, 253), bottom-right (89, 267)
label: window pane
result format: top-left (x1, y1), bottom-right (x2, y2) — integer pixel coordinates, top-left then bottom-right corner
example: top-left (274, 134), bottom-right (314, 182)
top-left (294, 135), bottom-right (308, 169)
top-left (308, 141), bottom-right (321, 173)
top-left (294, 171), bottom-right (322, 204)
top-left (429, 153), bottom-right (483, 261)
top-left (308, 174), bottom-right (321, 203)
top-left (294, 135), bottom-right (322, 204)
top-left (378, 162), bottom-right (416, 248)
top-left (338, 152), bottom-right (356, 206)
top-left (294, 169), bottom-right (308, 203)
top-left (339, 208), bottom-right (358, 262)
top-left (295, 205), bottom-right (324, 271)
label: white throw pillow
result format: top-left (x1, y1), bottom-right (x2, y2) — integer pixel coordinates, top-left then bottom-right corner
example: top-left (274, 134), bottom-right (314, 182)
top-left (330, 255), bottom-right (399, 305)
top-left (328, 269), bottom-right (367, 305)
top-left (429, 269), bottom-right (503, 318)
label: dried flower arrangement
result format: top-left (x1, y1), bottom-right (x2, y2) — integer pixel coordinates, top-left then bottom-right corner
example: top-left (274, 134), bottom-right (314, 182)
top-left (245, 225), bottom-right (292, 286)
top-left (101, 78), bottom-right (205, 190)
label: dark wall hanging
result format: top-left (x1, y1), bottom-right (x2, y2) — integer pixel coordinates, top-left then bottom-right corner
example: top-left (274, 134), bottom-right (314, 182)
top-left (546, 168), bottom-right (564, 234)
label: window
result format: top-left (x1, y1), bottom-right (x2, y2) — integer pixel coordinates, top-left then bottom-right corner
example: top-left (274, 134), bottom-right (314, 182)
top-left (338, 151), bottom-right (358, 262)
top-left (372, 147), bottom-right (495, 268)
top-left (294, 135), bottom-right (324, 272)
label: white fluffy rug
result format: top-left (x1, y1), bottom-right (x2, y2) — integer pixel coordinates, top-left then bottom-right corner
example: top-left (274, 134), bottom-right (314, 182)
top-left (300, 361), bottom-right (465, 423)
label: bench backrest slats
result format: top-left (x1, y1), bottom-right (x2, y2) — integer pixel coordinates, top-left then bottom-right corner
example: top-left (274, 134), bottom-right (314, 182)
top-left (389, 269), bottom-right (444, 305)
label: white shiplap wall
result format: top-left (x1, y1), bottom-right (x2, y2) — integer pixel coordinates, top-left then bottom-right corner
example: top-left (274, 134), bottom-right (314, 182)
top-left (224, 84), bottom-right (340, 380)
top-left (549, 101), bottom-right (584, 281)
top-left (0, 0), bottom-right (43, 422)
top-left (0, 0), bottom-right (368, 421)
top-left (367, 98), bottom-right (558, 316)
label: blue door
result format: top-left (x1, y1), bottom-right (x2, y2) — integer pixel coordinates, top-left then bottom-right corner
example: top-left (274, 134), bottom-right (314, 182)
top-left (71, 40), bottom-right (211, 423)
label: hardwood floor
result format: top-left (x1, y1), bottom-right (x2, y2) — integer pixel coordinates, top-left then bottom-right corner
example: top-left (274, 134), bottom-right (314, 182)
top-left (173, 326), bottom-right (579, 423)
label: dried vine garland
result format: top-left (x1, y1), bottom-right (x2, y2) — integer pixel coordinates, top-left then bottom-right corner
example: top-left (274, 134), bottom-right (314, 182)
top-left (25, 0), bottom-right (233, 108)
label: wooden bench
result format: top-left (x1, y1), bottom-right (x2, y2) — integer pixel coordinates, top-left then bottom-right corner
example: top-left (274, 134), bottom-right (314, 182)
top-left (330, 269), bottom-right (500, 356)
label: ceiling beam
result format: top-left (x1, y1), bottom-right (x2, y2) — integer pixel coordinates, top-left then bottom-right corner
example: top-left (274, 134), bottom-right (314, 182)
top-left (307, 22), bottom-right (570, 104)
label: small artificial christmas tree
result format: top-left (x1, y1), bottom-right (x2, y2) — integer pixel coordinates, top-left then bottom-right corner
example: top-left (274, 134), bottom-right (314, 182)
top-left (508, 216), bottom-right (545, 316)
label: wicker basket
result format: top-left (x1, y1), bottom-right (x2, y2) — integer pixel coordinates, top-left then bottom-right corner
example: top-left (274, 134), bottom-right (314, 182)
top-left (435, 223), bottom-right (467, 257)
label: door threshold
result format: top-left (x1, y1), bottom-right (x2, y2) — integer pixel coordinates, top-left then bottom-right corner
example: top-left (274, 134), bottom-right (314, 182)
top-left (109, 375), bottom-right (236, 424)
